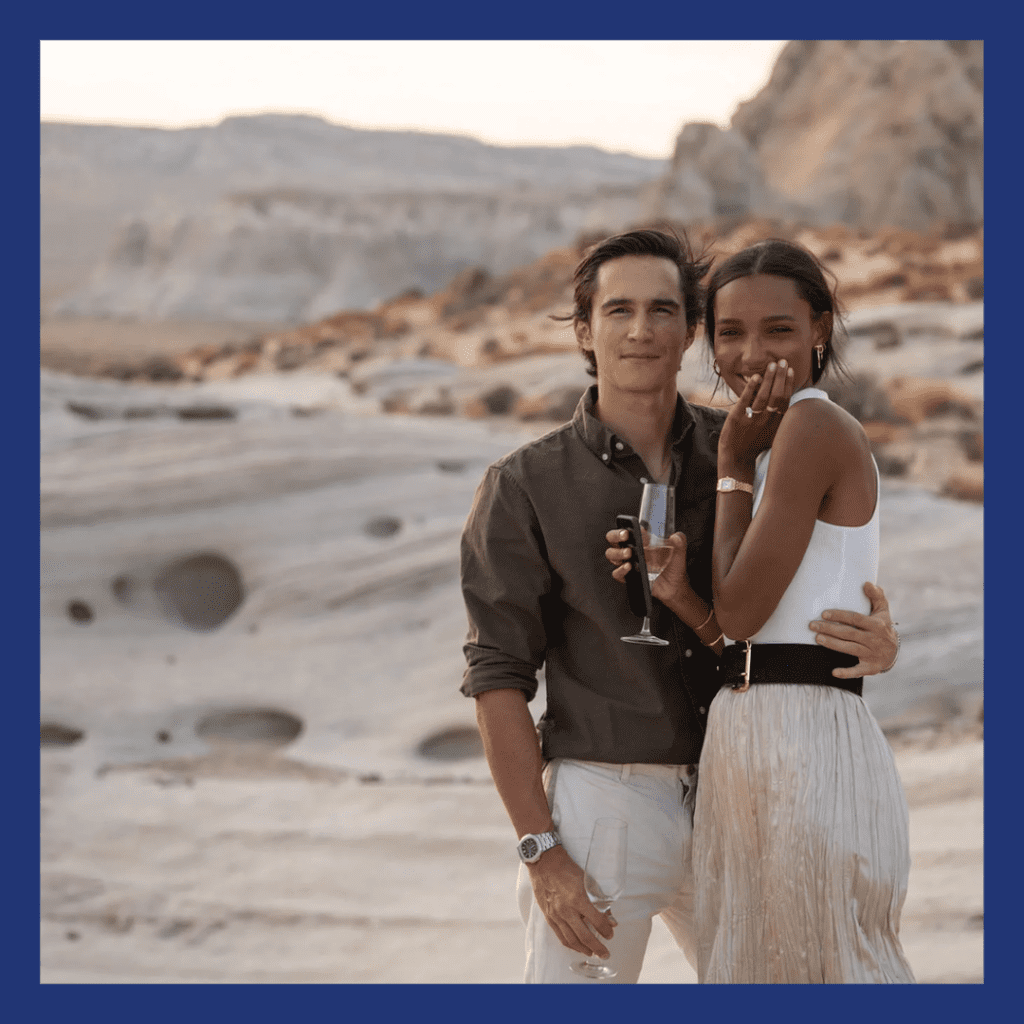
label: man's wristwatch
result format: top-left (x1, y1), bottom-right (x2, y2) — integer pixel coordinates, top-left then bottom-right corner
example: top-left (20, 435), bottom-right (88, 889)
top-left (717, 477), bottom-right (754, 495)
top-left (517, 831), bottom-right (561, 864)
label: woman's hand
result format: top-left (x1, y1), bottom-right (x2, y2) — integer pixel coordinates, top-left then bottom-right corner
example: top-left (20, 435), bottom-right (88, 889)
top-left (718, 361), bottom-right (796, 476)
top-left (604, 529), bottom-right (706, 627)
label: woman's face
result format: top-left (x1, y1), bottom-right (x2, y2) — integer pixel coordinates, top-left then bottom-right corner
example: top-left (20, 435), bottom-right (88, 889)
top-left (712, 274), bottom-right (829, 397)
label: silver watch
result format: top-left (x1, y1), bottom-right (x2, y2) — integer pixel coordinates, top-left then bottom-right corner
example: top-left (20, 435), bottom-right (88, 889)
top-left (517, 831), bottom-right (561, 864)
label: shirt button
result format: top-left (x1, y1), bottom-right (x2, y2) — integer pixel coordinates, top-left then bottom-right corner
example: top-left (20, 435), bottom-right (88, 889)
top-left (615, 441), bottom-right (624, 450)
top-left (601, 453), bottom-right (609, 461)
top-left (684, 649), bottom-right (692, 658)
top-left (699, 707), bottom-right (706, 715)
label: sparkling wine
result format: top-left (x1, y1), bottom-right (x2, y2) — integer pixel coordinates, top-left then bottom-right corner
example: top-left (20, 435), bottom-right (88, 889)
top-left (644, 543), bottom-right (672, 581)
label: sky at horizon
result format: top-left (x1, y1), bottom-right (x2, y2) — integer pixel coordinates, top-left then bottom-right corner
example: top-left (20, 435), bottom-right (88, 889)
top-left (39, 40), bottom-right (788, 160)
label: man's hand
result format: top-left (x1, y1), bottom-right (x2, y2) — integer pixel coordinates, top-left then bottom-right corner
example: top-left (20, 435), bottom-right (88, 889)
top-left (605, 530), bottom-right (706, 626)
top-left (810, 581), bottom-right (898, 678)
top-left (528, 845), bottom-right (616, 958)
top-left (474, 691), bottom-right (615, 956)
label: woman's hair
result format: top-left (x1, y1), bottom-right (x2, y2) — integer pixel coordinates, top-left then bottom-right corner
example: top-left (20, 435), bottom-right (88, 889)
top-left (554, 228), bottom-right (712, 377)
top-left (704, 238), bottom-right (848, 385)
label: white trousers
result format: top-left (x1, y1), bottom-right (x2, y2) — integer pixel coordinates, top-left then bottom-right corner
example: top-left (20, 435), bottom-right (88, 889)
top-left (516, 758), bottom-right (698, 983)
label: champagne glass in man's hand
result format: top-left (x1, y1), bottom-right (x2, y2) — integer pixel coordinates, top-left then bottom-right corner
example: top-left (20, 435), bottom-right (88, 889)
top-left (617, 480), bottom-right (675, 646)
top-left (570, 817), bottom-right (628, 979)
top-left (617, 515), bottom-right (670, 646)
top-left (639, 483), bottom-right (675, 583)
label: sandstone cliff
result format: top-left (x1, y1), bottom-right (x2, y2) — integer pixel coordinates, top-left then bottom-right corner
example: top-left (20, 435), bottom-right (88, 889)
top-left (43, 41), bottom-right (983, 324)
top-left (649, 40), bottom-right (983, 232)
top-left (43, 115), bottom-right (658, 319)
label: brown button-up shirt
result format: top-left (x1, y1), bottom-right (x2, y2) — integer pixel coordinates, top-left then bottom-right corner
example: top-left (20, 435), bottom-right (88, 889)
top-left (460, 386), bottom-right (726, 765)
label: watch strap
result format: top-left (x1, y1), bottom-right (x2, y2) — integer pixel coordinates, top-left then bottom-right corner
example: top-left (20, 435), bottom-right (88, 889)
top-left (517, 830), bottom-right (561, 863)
top-left (717, 476), bottom-right (754, 495)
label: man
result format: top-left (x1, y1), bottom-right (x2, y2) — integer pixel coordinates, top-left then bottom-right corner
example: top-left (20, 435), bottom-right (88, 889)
top-left (459, 229), bottom-right (898, 983)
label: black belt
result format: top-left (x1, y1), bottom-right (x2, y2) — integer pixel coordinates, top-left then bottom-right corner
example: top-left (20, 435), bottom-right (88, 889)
top-left (720, 642), bottom-right (863, 697)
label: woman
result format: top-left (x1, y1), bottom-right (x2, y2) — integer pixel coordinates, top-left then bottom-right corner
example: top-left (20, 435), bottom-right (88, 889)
top-left (610, 239), bottom-right (914, 983)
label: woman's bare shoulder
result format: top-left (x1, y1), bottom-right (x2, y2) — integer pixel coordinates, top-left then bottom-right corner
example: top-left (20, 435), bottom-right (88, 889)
top-left (778, 393), bottom-right (866, 452)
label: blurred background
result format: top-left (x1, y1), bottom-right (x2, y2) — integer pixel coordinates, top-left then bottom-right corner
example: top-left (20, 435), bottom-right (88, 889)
top-left (40, 39), bottom-right (982, 983)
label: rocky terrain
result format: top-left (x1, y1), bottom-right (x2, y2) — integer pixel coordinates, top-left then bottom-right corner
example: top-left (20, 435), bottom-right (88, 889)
top-left (39, 335), bottom-right (983, 981)
top-left (42, 41), bottom-right (982, 324)
top-left (39, 37), bottom-right (984, 981)
top-left (648, 40), bottom-right (983, 232)
top-left (39, 272), bottom-right (983, 985)
top-left (45, 218), bottom-right (983, 504)
top-left (42, 116), bottom-right (663, 319)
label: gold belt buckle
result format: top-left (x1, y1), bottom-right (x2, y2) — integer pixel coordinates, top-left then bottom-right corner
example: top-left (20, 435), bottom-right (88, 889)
top-left (732, 640), bottom-right (752, 692)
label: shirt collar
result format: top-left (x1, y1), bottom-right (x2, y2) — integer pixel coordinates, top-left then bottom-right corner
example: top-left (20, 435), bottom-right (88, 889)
top-left (573, 384), bottom-right (697, 464)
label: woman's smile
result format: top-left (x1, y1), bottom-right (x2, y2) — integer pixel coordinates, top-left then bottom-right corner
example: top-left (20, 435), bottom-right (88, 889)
top-left (713, 274), bottom-right (825, 396)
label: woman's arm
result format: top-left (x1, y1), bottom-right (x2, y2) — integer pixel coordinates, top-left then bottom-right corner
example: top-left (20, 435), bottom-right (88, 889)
top-left (714, 389), bottom-right (856, 640)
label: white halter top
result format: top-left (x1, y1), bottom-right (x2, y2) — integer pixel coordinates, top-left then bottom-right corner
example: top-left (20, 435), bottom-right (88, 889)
top-left (735, 387), bottom-right (880, 645)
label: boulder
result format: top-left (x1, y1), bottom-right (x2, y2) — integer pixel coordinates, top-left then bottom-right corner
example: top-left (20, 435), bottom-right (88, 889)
top-left (463, 384), bottom-right (520, 418)
top-left (729, 40), bottom-right (983, 232)
top-left (513, 386), bottom-right (585, 423)
top-left (884, 376), bottom-right (979, 424)
top-left (647, 122), bottom-right (777, 222)
top-left (941, 465), bottom-right (984, 503)
top-left (823, 372), bottom-right (899, 423)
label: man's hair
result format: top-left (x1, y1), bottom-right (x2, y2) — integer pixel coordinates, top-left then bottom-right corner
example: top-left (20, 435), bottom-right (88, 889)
top-left (703, 238), bottom-right (848, 385)
top-left (557, 228), bottom-right (711, 377)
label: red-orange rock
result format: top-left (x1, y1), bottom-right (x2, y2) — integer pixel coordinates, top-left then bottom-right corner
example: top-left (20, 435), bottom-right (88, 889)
top-left (884, 376), bottom-right (978, 424)
top-left (941, 466), bottom-right (983, 503)
top-left (862, 421), bottom-right (910, 445)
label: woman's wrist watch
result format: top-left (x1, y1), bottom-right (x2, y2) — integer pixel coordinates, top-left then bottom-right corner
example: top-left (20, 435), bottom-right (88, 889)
top-left (717, 477), bottom-right (754, 495)
top-left (517, 831), bottom-right (561, 864)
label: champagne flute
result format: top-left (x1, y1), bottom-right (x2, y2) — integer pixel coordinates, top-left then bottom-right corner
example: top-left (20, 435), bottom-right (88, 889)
top-left (570, 817), bottom-right (628, 979)
top-left (639, 483), bottom-right (675, 584)
top-left (618, 512), bottom-right (670, 646)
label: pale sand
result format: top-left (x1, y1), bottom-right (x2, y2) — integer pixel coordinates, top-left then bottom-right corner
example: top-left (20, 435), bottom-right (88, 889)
top-left (40, 729), bottom-right (981, 984)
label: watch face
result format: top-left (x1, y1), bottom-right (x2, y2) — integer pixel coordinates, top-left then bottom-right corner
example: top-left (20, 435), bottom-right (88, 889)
top-left (520, 837), bottom-right (539, 860)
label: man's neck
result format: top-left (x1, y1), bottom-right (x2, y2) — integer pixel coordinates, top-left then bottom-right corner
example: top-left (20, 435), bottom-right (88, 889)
top-left (593, 384), bottom-right (678, 483)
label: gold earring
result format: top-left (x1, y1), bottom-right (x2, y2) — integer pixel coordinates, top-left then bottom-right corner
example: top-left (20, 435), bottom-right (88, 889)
top-left (814, 344), bottom-right (825, 370)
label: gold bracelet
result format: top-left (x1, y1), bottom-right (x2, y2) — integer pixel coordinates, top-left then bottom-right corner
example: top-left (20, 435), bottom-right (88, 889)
top-left (695, 606), bottom-right (715, 632)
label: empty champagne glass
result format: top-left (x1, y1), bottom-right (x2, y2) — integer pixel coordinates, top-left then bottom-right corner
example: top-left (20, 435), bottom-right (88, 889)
top-left (639, 483), bottom-right (675, 583)
top-left (570, 817), bottom-right (628, 979)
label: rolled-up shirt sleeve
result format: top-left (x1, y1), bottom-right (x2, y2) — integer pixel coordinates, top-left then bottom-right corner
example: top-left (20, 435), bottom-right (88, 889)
top-left (460, 463), bottom-right (552, 700)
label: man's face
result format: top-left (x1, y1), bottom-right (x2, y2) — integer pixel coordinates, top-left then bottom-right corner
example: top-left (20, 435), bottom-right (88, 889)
top-left (575, 255), bottom-right (695, 399)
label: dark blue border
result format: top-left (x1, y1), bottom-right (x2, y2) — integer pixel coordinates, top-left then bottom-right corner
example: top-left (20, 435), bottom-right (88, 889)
top-left (24, 5), bottom-right (1004, 1023)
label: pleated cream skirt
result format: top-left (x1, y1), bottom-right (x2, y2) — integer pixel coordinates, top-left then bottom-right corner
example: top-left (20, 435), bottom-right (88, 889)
top-left (693, 683), bottom-right (916, 983)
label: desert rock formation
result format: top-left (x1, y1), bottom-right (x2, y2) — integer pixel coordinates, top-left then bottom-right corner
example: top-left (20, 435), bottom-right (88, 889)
top-left (46, 219), bottom-right (982, 504)
top-left (43, 116), bottom-right (658, 320)
top-left (43, 42), bottom-right (982, 325)
top-left (733, 40), bottom-right (983, 231)
top-left (39, 358), bottom-right (982, 983)
top-left (649, 40), bottom-right (983, 232)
